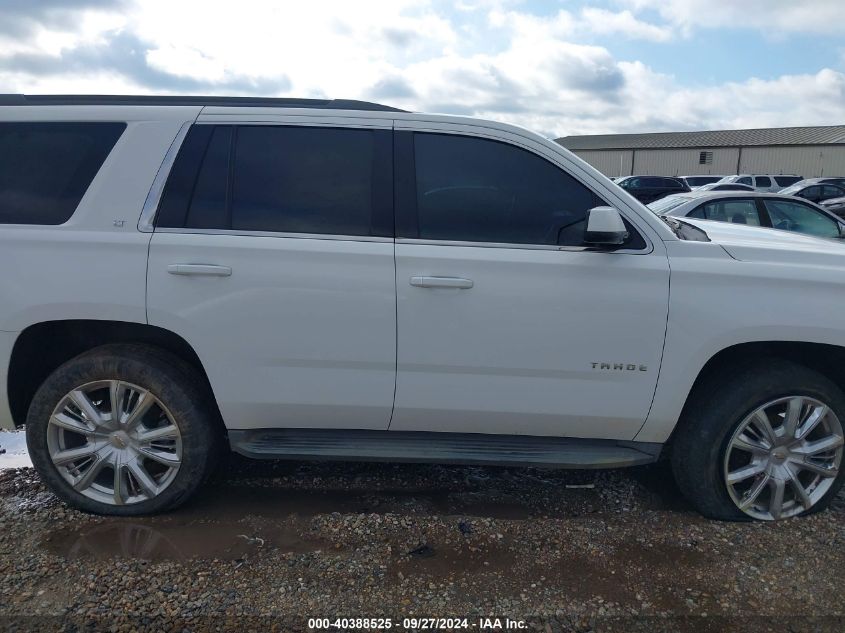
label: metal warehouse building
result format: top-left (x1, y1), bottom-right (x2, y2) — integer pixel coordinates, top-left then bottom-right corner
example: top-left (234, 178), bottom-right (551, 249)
top-left (556, 125), bottom-right (845, 178)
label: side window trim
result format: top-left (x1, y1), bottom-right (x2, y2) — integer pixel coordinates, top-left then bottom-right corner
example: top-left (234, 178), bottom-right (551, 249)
top-left (151, 123), bottom-right (395, 239)
top-left (139, 121), bottom-right (192, 232)
top-left (395, 130), bottom-right (649, 253)
top-left (753, 198), bottom-right (773, 228)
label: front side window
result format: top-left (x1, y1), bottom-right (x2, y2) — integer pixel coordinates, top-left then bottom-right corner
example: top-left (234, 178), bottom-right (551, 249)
top-left (410, 133), bottom-right (641, 247)
top-left (689, 199), bottom-right (761, 226)
top-left (0, 122), bottom-right (125, 225)
top-left (764, 199), bottom-right (840, 237)
top-left (157, 124), bottom-right (391, 237)
top-left (738, 176), bottom-right (752, 185)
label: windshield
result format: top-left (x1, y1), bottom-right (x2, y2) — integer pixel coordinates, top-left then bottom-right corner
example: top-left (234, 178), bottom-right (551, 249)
top-left (685, 176), bottom-right (720, 187)
top-left (647, 195), bottom-right (691, 214)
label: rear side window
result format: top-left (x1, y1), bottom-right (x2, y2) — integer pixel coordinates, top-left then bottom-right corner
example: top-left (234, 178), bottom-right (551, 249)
top-left (0, 122), bottom-right (125, 224)
top-left (774, 176), bottom-right (802, 187)
top-left (157, 124), bottom-right (392, 237)
top-left (821, 185), bottom-right (845, 200)
top-left (689, 199), bottom-right (761, 226)
top-left (406, 132), bottom-right (643, 248)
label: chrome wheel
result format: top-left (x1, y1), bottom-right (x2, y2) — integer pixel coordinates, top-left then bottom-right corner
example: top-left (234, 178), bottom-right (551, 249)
top-left (46, 380), bottom-right (182, 506)
top-left (724, 396), bottom-right (844, 520)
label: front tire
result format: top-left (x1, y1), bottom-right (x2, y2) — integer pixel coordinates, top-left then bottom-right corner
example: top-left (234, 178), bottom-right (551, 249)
top-left (26, 344), bottom-right (219, 515)
top-left (671, 360), bottom-right (845, 521)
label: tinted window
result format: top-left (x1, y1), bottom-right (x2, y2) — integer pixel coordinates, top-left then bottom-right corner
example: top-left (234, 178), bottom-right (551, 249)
top-left (821, 185), bottom-right (845, 200)
top-left (774, 176), bottom-right (802, 187)
top-left (157, 125), bottom-right (391, 236)
top-left (800, 186), bottom-right (822, 201)
top-left (754, 176), bottom-right (772, 187)
top-left (685, 176), bottom-right (720, 187)
top-left (411, 133), bottom-right (639, 247)
top-left (186, 126), bottom-right (232, 229)
top-left (641, 177), bottom-right (664, 188)
top-left (0, 122), bottom-right (124, 224)
top-left (737, 177), bottom-right (752, 185)
top-left (661, 178), bottom-right (684, 189)
top-left (689, 199), bottom-right (761, 226)
top-left (764, 199), bottom-right (839, 237)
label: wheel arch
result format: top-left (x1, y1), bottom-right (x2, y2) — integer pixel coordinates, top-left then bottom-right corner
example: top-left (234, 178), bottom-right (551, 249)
top-left (665, 340), bottom-right (845, 446)
top-left (7, 319), bottom-right (222, 429)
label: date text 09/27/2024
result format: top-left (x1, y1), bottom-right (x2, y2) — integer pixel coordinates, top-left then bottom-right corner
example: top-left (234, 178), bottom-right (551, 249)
top-left (307, 617), bottom-right (528, 630)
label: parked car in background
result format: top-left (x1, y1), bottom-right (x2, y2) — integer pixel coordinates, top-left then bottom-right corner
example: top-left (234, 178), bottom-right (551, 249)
top-left (680, 175), bottom-right (723, 189)
top-left (696, 182), bottom-right (755, 192)
top-left (716, 175), bottom-right (802, 192)
top-left (779, 181), bottom-right (845, 206)
top-left (797, 177), bottom-right (845, 188)
top-left (648, 191), bottom-right (845, 240)
top-left (615, 175), bottom-right (690, 203)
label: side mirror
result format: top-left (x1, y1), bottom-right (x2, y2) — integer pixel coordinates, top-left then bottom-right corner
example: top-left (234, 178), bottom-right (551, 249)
top-left (584, 206), bottom-right (629, 247)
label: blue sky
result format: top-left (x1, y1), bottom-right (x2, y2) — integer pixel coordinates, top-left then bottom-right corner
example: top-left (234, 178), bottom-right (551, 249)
top-left (0, 0), bottom-right (843, 137)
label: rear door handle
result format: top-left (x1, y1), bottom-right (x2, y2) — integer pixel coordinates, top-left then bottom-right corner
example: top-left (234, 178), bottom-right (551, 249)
top-left (167, 264), bottom-right (232, 277)
top-left (409, 276), bottom-right (473, 289)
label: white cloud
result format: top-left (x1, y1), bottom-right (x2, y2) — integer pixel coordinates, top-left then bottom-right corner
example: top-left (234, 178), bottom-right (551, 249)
top-left (578, 8), bottom-right (671, 42)
top-left (621, 0), bottom-right (845, 35)
top-left (0, 0), bottom-right (843, 138)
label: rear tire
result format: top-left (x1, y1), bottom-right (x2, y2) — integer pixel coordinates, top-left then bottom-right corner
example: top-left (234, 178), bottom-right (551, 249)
top-left (671, 359), bottom-right (845, 521)
top-left (26, 344), bottom-right (220, 516)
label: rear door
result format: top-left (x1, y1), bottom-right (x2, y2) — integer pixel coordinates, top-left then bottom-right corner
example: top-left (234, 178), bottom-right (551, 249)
top-left (146, 115), bottom-right (397, 431)
top-left (391, 127), bottom-right (670, 439)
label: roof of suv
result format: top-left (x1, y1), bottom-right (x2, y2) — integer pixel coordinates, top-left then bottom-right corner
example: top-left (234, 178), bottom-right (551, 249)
top-left (661, 190), bottom-right (808, 202)
top-left (0, 94), bottom-right (406, 112)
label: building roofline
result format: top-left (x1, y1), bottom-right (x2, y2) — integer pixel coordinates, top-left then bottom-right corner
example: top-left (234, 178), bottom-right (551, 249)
top-left (557, 124), bottom-right (845, 150)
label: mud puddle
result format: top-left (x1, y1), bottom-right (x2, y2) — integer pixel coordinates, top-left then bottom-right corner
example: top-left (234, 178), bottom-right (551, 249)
top-left (43, 519), bottom-right (328, 561)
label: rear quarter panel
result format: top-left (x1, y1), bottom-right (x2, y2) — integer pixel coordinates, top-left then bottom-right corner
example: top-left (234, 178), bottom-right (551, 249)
top-left (0, 107), bottom-right (199, 428)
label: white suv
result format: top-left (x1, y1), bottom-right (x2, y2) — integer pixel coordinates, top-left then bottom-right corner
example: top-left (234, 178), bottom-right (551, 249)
top-left (716, 174), bottom-right (803, 192)
top-left (2, 95), bottom-right (844, 522)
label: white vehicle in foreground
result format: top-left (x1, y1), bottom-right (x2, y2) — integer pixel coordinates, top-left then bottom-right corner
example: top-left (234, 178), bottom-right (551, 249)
top-left (1, 95), bottom-right (844, 522)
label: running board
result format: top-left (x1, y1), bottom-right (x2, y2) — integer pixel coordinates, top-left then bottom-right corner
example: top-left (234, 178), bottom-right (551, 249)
top-left (228, 429), bottom-right (662, 469)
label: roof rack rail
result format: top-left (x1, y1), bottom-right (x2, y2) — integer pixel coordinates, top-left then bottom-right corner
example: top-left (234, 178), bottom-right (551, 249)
top-left (0, 94), bottom-right (405, 112)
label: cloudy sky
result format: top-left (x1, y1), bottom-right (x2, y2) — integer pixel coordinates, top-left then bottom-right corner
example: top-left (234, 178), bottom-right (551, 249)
top-left (1, 0), bottom-right (844, 138)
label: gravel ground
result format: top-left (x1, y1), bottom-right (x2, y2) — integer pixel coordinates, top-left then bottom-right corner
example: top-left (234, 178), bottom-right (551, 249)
top-left (2, 449), bottom-right (845, 632)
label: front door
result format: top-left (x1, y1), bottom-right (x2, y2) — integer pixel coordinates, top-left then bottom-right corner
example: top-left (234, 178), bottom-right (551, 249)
top-left (147, 119), bottom-right (396, 430)
top-left (391, 130), bottom-right (670, 440)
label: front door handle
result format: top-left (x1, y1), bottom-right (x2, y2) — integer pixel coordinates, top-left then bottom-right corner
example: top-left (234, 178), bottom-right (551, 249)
top-left (167, 264), bottom-right (232, 277)
top-left (409, 276), bottom-right (473, 289)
